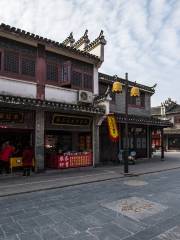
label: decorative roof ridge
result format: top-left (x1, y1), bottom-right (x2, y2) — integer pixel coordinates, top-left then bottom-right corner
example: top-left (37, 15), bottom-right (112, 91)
top-left (62, 32), bottom-right (75, 46)
top-left (99, 72), bottom-right (155, 93)
top-left (84, 30), bottom-right (106, 52)
top-left (73, 30), bottom-right (90, 48)
top-left (0, 23), bottom-right (100, 61)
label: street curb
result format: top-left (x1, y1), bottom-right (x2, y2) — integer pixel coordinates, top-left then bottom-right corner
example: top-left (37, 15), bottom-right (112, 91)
top-left (1, 166), bottom-right (180, 198)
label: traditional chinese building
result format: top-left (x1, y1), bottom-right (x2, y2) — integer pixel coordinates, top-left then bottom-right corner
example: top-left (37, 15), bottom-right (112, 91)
top-left (0, 23), bottom-right (108, 171)
top-left (98, 73), bottom-right (171, 164)
top-left (0, 23), bottom-right (171, 172)
top-left (152, 99), bottom-right (180, 151)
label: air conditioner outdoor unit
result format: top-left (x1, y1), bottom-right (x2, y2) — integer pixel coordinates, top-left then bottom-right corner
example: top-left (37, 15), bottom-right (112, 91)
top-left (78, 90), bottom-right (93, 103)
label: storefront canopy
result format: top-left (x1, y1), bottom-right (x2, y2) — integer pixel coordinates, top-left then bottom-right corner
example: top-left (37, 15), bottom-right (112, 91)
top-left (0, 94), bottom-right (105, 115)
top-left (116, 113), bottom-right (172, 127)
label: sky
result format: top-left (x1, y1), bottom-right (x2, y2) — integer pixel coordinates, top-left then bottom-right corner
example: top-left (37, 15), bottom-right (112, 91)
top-left (0, 0), bottom-right (179, 106)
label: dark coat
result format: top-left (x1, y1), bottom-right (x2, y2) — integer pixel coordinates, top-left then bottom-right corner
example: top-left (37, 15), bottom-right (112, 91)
top-left (22, 147), bottom-right (34, 167)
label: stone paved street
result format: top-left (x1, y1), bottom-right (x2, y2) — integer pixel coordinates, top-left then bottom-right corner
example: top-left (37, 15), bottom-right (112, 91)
top-left (1, 162), bottom-right (180, 239)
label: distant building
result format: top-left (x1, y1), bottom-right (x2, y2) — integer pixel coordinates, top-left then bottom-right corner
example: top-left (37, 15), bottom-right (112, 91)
top-left (152, 98), bottom-right (180, 151)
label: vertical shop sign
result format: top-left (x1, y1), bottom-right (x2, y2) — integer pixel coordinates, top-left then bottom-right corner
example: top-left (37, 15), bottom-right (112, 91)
top-left (107, 114), bottom-right (119, 142)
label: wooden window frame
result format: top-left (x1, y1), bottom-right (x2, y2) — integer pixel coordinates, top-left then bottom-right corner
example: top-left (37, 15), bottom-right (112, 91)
top-left (71, 68), bottom-right (83, 89)
top-left (46, 60), bottom-right (60, 85)
top-left (60, 61), bottom-right (71, 86)
top-left (128, 90), bottom-right (145, 109)
top-left (20, 53), bottom-right (36, 80)
top-left (0, 48), bottom-right (36, 82)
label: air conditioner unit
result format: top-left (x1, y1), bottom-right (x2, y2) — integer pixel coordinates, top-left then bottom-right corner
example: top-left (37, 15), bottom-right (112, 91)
top-left (78, 90), bottom-right (93, 103)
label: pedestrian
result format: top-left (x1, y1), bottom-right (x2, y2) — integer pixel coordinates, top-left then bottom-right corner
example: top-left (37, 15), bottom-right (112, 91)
top-left (22, 145), bottom-right (34, 176)
top-left (0, 141), bottom-right (15, 174)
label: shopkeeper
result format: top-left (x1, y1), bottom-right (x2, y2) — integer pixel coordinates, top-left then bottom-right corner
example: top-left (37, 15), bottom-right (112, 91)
top-left (0, 141), bottom-right (15, 174)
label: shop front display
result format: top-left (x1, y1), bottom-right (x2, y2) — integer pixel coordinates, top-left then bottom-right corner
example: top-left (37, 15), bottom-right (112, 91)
top-left (46, 152), bottom-right (92, 169)
top-left (45, 113), bottom-right (93, 169)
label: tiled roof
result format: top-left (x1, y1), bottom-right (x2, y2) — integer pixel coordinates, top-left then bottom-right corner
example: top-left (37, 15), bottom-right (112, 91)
top-left (0, 23), bottom-right (100, 62)
top-left (116, 113), bottom-right (172, 127)
top-left (99, 72), bottom-right (155, 93)
top-left (0, 94), bottom-right (105, 115)
top-left (151, 104), bottom-right (180, 116)
top-left (166, 104), bottom-right (180, 114)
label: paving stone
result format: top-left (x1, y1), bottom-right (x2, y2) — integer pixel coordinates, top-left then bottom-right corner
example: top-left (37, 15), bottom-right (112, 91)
top-left (34, 226), bottom-right (60, 240)
top-left (103, 197), bottom-right (167, 221)
top-left (17, 218), bottom-right (39, 232)
top-left (13, 209), bottom-right (42, 221)
top-left (155, 225), bottom-right (180, 239)
top-left (1, 222), bottom-right (23, 238)
top-left (0, 227), bottom-right (5, 239)
top-left (65, 232), bottom-right (97, 240)
top-left (124, 213), bottom-right (180, 240)
top-left (53, 222), bottom-right (79, 238)
top-left (34, 215), bottom-right (55, 227)
top-left (0, 216), bottom-right (14, 226)
top-left (18, 231), bottom-right (42, 240)
top-left (88, 222), bottom-right (131, 240)
top-left (3, 235), bottom-right (20, 240)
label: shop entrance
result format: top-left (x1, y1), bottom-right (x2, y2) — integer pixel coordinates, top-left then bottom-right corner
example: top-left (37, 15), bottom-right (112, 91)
top-left (0, 128), bottom-right (33, 157)
top-left (45, 130), bottom-right (92, 169)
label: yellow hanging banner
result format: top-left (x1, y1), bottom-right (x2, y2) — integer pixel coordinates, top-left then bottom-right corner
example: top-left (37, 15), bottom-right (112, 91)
top-left (107, 114), bottom-right (119, 142)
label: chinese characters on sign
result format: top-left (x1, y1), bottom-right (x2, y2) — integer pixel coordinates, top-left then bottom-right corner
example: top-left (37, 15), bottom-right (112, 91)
top-left (107, 114), bottom-right (119, 142)
top-left (52, 114), bottom-right (91, 126)
top-left (0, 111), bottom-right (24, 123)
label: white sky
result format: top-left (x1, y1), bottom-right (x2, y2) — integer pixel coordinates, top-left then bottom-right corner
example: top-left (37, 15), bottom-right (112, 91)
top-left (0, 0), bottom-right (179, 106)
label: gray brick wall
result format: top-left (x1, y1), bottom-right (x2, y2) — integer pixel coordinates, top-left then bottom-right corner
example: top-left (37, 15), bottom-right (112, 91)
top-left (110, 89), bottom-right (151, 117)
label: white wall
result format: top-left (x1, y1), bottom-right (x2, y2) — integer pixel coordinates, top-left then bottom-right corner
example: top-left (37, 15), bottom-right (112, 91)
top-left (89, 45), bottom-right (101, 58)
top-left (93, 67), bottom-right (99, 95)
top-left (45, 85), bottom-right (78, 104)
top-left (0, 77), bottom-right (36, 98)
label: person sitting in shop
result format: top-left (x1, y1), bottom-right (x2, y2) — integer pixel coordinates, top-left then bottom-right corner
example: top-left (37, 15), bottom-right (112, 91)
top-left (22, 145), bottom-right (34, 176)
top-left (0, 141), bottom-right (15, 174)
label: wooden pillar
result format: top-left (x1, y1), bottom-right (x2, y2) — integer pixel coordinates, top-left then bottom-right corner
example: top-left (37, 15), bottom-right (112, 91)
top-left (161, 128), bottom-right (164, 160)
top-left (36, 44), bottom-right (46, 100)
top-left (147, 125), bottom-right (150, 159)
top-left (92, 117), bottom-right (100, 167)
top-left (165, 135), bottom-right (168, 151)
top-left (35, 110), bottom-right (45, 171)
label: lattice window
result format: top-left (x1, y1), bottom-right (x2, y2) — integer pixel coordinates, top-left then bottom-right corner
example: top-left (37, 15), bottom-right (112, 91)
top-left (83, 74), bottom-right (93, 91)
top-left (61, 61), bottom-right (71, 83)
top-left (47, 63), bottom-right (58, 81)
top-left (4, 51), bottom-right (19, 73)
top-left (22, 58), bottom-right (35, 77)
top-left (72, 71), bottom-right (82, 88)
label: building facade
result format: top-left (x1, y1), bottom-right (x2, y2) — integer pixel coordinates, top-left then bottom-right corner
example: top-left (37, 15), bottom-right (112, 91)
top-left (152, 99), bottom-right (180, 151)
top-left (0, 23), bottom-right (108, 171)
top-left (0, 23), bottom-right (171, 172)
top-left (98, 73), bottom-right (171, 164)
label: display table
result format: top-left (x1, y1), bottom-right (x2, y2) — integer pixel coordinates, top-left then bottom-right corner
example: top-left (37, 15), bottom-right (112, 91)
top-left (10, 157), bottom-right (35, 173)
top-left (46, 152), bottom-right (92, 169)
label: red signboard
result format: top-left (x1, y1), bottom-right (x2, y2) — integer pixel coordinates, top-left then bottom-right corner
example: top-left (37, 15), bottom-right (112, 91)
top-left (48, 152), bottom-right (92, 169)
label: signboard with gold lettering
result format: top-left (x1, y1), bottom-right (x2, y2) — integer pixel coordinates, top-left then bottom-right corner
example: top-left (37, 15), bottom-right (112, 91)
top-left (107, 114), bottom-right (119, 142)
top-left (0, 111), bottom-right (24, 123)
top-left (52, 114), bottom-right (91, 127)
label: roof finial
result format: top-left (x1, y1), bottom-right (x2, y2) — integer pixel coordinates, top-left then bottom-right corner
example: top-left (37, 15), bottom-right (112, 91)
top-left (84, 29), bottom-right (88, 37)
top-left (62, 32), bottom-right (75, 46)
